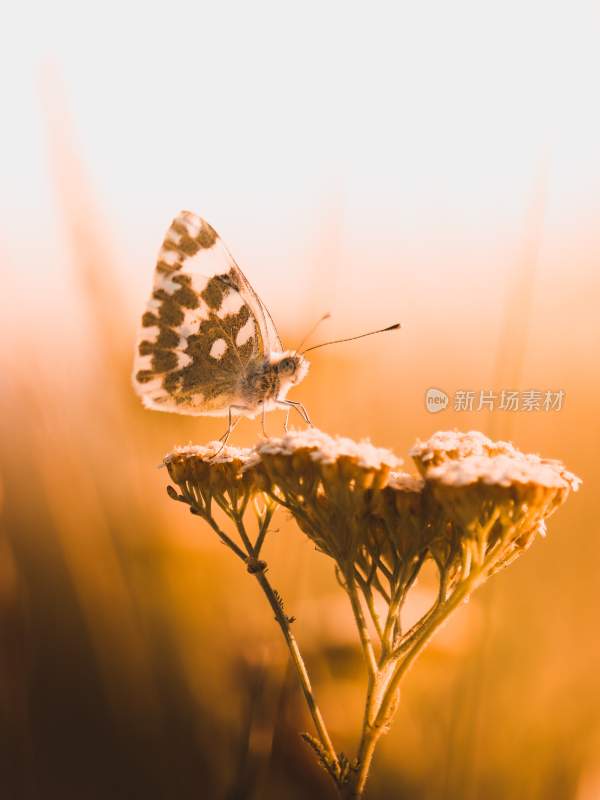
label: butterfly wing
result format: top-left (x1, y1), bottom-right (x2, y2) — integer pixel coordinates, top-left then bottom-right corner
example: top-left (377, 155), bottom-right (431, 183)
top-left (256, 295), bottom-right (283, 353)
top-left (133, 210), bottom-right (275, 416)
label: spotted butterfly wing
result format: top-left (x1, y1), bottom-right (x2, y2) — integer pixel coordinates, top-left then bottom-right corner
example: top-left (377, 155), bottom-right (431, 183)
top-left (133, 210), bottom-right (281, 416)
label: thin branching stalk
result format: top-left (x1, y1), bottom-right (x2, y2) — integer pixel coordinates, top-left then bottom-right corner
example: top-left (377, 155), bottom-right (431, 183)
top-left (353, 571), bottom-right (385, 644)
top-left (345, 574), bottom-right (378, 679)
top-left (232, 509), bottom-right (340, 778)
top-left (197, 509), bottom-right (248, 561)
top-left (251, 568), bottom-right (340, 775)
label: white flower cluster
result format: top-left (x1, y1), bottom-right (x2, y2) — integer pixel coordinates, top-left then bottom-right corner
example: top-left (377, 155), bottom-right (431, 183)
top-left (255, 428), bottom-right (402, 470)
top-left (165, 442), bottom-right (257, 466)
top-left (427, 454), bottom-right (579, 490)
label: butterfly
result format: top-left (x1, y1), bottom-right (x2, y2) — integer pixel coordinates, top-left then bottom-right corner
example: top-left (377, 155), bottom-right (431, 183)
top-left (132, 210), bottom-right (311, 443)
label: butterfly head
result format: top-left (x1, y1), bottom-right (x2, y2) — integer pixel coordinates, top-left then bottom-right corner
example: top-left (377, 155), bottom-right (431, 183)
top-left (272, 351), bottom-right (309, 390)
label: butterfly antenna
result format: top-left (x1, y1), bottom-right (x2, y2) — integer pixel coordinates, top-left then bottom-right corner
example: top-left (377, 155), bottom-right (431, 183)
top-left (301, 322), bottom-right (401, 355)
top-left (295, 312), bottom-right (331, 353)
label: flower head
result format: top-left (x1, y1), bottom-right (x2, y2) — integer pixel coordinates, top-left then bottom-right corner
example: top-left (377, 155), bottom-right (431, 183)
top-left (257, 427), bottom-right (401, 471)
top-left (255, 429), bottom-right (402, 566)
top-left (164, 428), bottom-right (580, 597)
top-left (410, 430), bottom-right (518, 475)
top-left (422, 444), bottom-right (581, 572)
top-left (360, 471), bottom-right (430, 595)
top-left (165, 442), bottom-right (260, 516)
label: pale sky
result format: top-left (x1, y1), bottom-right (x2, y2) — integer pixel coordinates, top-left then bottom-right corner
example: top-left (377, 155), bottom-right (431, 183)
top-left (2, 1), bottom-right (600, 333)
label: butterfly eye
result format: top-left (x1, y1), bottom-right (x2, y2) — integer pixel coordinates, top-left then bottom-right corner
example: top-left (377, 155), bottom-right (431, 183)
top-left (279, 358), bottom-right (296, 375)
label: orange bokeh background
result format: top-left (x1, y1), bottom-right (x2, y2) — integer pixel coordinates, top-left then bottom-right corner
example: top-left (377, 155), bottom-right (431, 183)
top-left (1, 4), bottom-right (599, 798)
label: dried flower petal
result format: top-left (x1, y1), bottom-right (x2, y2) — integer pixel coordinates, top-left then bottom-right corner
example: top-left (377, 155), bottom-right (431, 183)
top-left (387, 472), bottom-right (425, 493)
top-left (425, 450), bottom-right (580, 572)
top-left (367, 471), bottom-right (428, 571)
top-left (257, 428), bottom-right (402, 471)
top-left (165, 442), bottom-right (258, 468)
top-left (255, 429), bottom-right (402, 565)
top-left (427, 453), bottom-right (577, 490)
top-left (164, 442), bottom-right (259, 509)
top-left (164, 428), bottom-right (580, 607)
top-left (410, 430), bottom-right (518, 475)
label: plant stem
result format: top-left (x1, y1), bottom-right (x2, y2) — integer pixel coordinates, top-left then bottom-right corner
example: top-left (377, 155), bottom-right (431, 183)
top-left (252, 569), bottom-right (340, 775)
top-left (374, 570), bottom-right (487, 750)
top-left (354, 571), bottom-right (385, 644)
top-left (203, 515), bottom-right (248, 561)
top-left (346, 577), bottom-right (378, 678)
top-left (340, 658), bottom-right (396, 799)
top-left (253, 503), bottom-right (274, 556)
top-left (344, 564), bottom-right (494, 797)
top-left (198, 506), bottom-right (340, 779)
top-left (341, 729), bottom-right (382, 799)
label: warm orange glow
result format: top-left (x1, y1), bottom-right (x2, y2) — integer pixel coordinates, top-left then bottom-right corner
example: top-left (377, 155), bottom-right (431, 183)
top-left (1, 3), bottom-right (598, 798)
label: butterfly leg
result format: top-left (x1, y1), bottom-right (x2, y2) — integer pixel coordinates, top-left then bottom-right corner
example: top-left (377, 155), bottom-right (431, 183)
top-left (260, 404), bottom-right (269, 438)
top-left (276, 400), bottom-right (313, 428)
top-left (211, 406), bottom-right (247, 458)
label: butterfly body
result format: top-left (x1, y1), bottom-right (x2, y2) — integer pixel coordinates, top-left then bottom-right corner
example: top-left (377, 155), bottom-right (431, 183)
top-left (133, 211), bottom-right (309, 423)
top-left (238, 352), bottom-right (309, 414)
